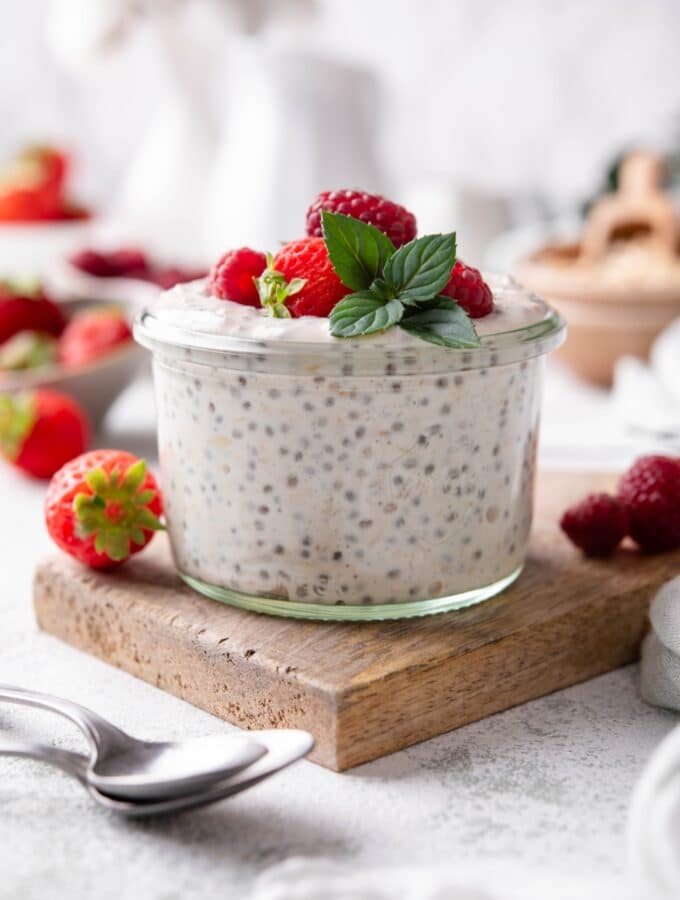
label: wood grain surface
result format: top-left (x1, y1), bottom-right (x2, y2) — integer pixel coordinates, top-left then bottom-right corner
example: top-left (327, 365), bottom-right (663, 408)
top-left (33, 471), bottom-right (680, 770)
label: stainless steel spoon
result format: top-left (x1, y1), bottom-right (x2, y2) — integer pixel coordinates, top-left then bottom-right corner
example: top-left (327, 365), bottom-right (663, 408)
top-left (0, 729), bottom-right (313, 817)
top-left (0, 684), bottom-right (266, 800)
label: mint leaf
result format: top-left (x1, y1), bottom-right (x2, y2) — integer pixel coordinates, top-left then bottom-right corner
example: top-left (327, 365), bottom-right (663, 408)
top-left (321, 211), bottom-right (396, 291)
top-left (400, 297), bottom-right (480, 348)
top-left (329, 293), bottom-right (403, 337)
top-left (383, 233), bottom-right (456, 305)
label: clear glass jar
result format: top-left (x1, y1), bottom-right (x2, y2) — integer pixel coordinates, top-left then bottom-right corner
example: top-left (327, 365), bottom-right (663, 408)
top-left (134, 276), bottom-right (565, 621)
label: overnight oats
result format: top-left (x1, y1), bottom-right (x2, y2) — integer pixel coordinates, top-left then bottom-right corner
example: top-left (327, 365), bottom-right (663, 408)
top-left (135, 190), bottom-right (565, 619)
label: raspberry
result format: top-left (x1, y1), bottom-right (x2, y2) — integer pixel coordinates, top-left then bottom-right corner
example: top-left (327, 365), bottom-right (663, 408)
top-left (305, 189), bottom-right (417, 248)
top-left (208, 247), bottom-right (267, 307)
top-left (441, 261), bottom-right (494, 318)
top-left (272, 237), bottom-right (351, 318)
top-left (560, 493), bottom-right (628, 557)
top-left (618, 455), bottom-right (680, 552)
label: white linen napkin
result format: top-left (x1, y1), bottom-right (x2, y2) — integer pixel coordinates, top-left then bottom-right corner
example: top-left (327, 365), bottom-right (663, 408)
top-left (612, 319), bottom-right (680, 443)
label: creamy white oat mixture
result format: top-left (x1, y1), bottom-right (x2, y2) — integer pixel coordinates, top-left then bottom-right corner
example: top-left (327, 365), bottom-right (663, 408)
top-left (147, 280), bottom-right (553, 608)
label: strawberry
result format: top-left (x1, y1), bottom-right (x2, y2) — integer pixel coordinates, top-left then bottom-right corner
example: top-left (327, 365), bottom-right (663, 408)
top-left (0, 331), bottom-right (59, 370)
top-left (59, 308), bottom-right (132, 367)
top-left (0, 280), bottom-right (66, 344)
top-left (268, 237), bottom-right (351, 318)
top-left (0, 389), bottom-right (90, 479)
top-left (0, 146), bottom-right (69, 222)
top-left (45, 449), bottom-right (163, 569)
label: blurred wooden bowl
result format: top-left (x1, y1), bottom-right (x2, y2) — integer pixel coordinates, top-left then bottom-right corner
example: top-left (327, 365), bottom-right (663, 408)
top-left (515, 151), bottom-right (680, 386)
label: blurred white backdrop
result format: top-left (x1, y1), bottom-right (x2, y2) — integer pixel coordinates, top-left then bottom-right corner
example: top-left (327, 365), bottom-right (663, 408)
top-left (2, 0), bottom-right (680, 260)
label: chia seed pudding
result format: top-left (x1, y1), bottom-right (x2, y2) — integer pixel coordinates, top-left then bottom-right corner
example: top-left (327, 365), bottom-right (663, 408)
top-left (135, 275), bottom-right (565, 620)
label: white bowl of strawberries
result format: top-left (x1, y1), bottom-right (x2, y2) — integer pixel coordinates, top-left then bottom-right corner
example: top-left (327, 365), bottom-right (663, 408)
top-left (0, 280), bottom-right (144, 433)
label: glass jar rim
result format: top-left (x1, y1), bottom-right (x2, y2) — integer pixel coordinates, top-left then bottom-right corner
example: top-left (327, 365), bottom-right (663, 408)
top-left (134, 278), bottom-right (566, 376)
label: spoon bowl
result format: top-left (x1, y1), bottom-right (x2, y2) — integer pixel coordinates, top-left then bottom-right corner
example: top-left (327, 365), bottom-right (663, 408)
top-left (0, 684), bottom-right (267, 800)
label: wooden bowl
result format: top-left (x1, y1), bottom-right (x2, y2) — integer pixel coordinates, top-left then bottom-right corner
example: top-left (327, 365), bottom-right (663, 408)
top-left (515, 151), bottom-right (680, 386)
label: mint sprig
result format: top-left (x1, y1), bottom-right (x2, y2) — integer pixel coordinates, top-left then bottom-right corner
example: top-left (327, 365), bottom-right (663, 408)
top-left (321, 211), bottom-right (395, 291)
top-left (322, 212), bottom-right (481, 349)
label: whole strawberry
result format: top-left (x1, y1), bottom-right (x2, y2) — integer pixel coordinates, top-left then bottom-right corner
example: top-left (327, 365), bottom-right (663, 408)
top-left (441, 261), bottom-right (494, 318)
top-left (0, 389), bottom-right (90, 479)
top-left (618, 455), bottom-right (680, 552)
top-left (0, 280), bottom-right (66, 344)
top-left (269, 237), bottom-right (351, 318)
top-left (560, 492), bottom-right (628, 557)
top-left (45, 449), bottom-right (163, 569)
top-left (59, 308), bottom-right (132, 367)
top-left (208, 247), bottom-right (267, 306)
top-left (306, 190), bottom-right (417, 247)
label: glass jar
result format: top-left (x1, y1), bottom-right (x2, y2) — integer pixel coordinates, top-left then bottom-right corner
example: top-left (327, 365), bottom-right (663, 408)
top-left (134, 276), bottom-right (565, 621)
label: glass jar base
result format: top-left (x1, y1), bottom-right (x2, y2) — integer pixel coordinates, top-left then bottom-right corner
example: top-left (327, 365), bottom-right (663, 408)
top-left (178, 565), bottom-right (523, 622)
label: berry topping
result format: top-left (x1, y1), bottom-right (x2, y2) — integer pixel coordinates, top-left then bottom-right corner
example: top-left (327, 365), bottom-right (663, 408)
top-left (270, 237), bottom-right (352, 318)
top-left (441, 261), bottom-right (494, 318)
top-left (59, 308), bottom-right (132, 367)
top-left (70, 247), bottom-right (149, 278)
top-left (306, 189), bottom-right (417, 247)
top-left (618, 455), bottom-right (680, 552)
top-left (0, 389), bottom-right (90, 479)
top-left (559, 492), bottom-right (628, 557)
top-left (208, 247), bottom-right (267, 306)
top-left (0, 145), bottom-right (88, 222)
top-left (45, 449), bottom-right (163, 568)
top-left (0, 279), bottom-right (66, 344)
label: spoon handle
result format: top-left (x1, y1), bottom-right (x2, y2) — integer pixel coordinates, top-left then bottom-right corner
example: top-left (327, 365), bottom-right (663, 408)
top-left (0, 737), bottom-right (88, 783)
top-left (0, 684), bottom-right (128, 756)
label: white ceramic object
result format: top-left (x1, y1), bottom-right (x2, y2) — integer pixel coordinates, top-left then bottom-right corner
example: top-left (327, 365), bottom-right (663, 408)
top-left (46, 259), bottom-right (161, 313)
top-left (0, 220), bottom-right (94, 277)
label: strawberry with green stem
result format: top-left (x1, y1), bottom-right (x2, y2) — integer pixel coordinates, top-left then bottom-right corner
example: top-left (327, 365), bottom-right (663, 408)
top-left (45, 449), bottom-right (164, 569)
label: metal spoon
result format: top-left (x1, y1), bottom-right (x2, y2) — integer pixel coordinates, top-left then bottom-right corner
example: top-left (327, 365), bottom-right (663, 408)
top-left (0, 729), bottom-right (313, 817)
top-left (0, 684), bottom-right (266, 800)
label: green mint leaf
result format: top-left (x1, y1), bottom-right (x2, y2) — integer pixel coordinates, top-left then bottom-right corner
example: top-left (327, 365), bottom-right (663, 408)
top-left (329, 293), bottom-right (404, 337)
top-left (321, 211), bottom-right (396, 291)
top-left (400, 297), bottom-right (481, 348)
top-left (383, 233), bottom-right (456, 305)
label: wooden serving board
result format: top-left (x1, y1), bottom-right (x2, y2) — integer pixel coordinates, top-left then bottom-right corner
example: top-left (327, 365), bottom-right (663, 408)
top-left (34, 472), bottom-right (680, 771)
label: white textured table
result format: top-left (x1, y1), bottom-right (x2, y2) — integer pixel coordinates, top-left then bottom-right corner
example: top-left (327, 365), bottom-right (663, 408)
top-left (1, 371), bottom-right (677, 899)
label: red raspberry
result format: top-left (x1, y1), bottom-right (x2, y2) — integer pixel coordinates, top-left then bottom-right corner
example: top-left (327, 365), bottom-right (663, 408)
top-left (272, 237), bottom-right (351, 318)
top-left (618, 455), bottom-right (680, 552)
top-left (306, 189), bottom-right (417, 248)
top-left (441, 261), bottom-right (494, 318)
top-left (560, 493), bottom-right (628, 557)
top-left (208, 247), bottom-right (267, 307)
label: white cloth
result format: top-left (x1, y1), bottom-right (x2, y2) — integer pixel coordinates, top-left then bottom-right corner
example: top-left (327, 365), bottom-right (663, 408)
top-left (612, 319), bottom-right (680, 443)
top-left (250, 579), bottom-right (680, 900)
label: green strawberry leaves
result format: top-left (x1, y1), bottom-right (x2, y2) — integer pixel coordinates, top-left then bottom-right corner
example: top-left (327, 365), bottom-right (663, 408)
top-left (321, 211), bottom-right (396, 291)
top-left (255, 253), bottom-right (305, 318)
top-left (0, 392), bottom-right (36, 460)
top-left (322, 212), bottom-right (481, 348)
top-left (74, 458), bottom-right (164, 562)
